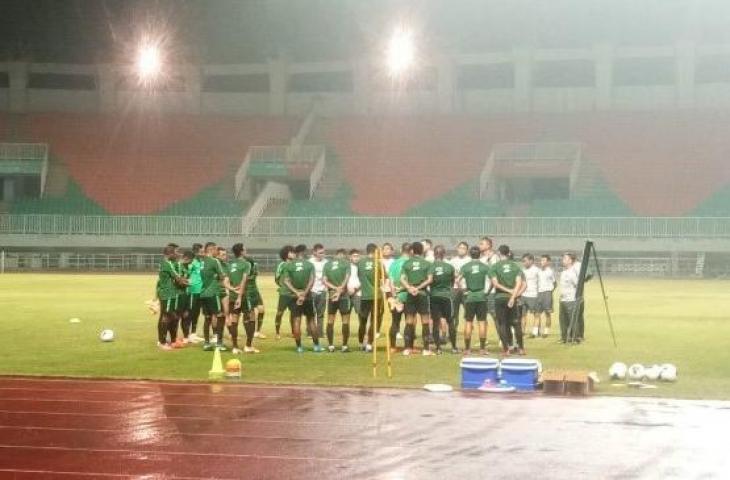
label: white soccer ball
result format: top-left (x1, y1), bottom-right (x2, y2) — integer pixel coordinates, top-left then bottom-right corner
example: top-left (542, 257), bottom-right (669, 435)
top-left (659, 364), bottom-right (677, 382)
top-left (99, 329), bottom-right (115, 342)
top-left (609, 362), bottom-right (628, 380)
top-left (644, 365), bottom-right (662, 381)
top-left (628, 363), bottom-right (645, 380)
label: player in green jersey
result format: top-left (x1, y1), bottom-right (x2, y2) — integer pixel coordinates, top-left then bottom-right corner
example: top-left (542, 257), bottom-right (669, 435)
top-left (322, 248), bottom-right (351, 352)
top-left (175, 251), bottom-right (194, 345)
top-left (200, 242), bottom-right (229, 351)
top-left (357, 243), bottom-right (385, 352)
top-left (156, 245), bottom-right (188, 350)
top-left (387, 242), bottom-right (410, 351)
top-left (227, 243), bottom-right (253, 354)
top-left (273, 245), bottom-right (295, 339)
top-left (429, 245), bottom-right (457, 353)
top-left (185, 243), bottom-right (204, 343)
top-left (281, 250), bottom-right (319, 352)
top-left (400, 241), bottom-right (434, 355)
top-left (244, 254), bottom-right (266, 339)
top-left (457, 245), bottom-right (491, 354)
top-left (489, 245), bottom-right (527, 355)
top-left (217, 246), bottom-right (231, 323)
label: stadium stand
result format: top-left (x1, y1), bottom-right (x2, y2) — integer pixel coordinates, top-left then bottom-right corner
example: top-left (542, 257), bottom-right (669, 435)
top-left (19, 113), bottom-right (297, 214)
top-left (406, 180), bottom-right (504, 217)
top-left (3, 111), bottom-right (730, 218)
top-left (10, 179), bottom-right (106, 215)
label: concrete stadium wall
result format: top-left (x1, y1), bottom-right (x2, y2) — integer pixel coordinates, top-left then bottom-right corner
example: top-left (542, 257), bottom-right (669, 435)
top-left (4, 43), bottom-right (730, 116)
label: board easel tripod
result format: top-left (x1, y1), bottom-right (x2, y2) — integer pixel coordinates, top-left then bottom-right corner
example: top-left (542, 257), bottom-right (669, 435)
top-left (567, 240), bottom-right (617, 347)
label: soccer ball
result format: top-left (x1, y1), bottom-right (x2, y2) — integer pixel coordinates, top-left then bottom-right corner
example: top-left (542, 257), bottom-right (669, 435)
top-left (225, 359), bottom-right (242, 378)
top-left (609, 362), bottom-right (627, 380)
top-left (659, 364), bottom-right (677, 382)
top-left (627, 363), bottom-right (645, 380)
top-left (99, 329), bottom-right (115, 342)
top-left (644, 365), bottom-right (662, 381)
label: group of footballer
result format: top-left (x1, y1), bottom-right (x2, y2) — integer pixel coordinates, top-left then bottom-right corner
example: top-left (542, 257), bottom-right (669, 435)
top-left (155, 236), bottom-right (584, 356)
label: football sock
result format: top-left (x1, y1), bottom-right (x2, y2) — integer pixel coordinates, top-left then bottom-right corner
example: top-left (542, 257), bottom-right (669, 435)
top-left (215, 316), bottom-right (225, 345)
top-left (168, 316), bottom-right (179, 343)
top-left (274, 312), bottom-right (283, 334)
top-left (342, 322), bottom-right (350, 346)
top-left (244, 320), bottom-right (255, 347)
top-left (326, 323), bottom-right (334, 346)
top-left (203, 316), bottom-right (212, 343)
top-left (228, 323), bottom-right (239, 349)
top-left (358, 316), bottom-right (367, 344)
top-left (432, 322), bottom-right (440, 348)
top-left (158, 315), bottom-right (168, 344)
top-left (422, 324), bottom-right (431, 350)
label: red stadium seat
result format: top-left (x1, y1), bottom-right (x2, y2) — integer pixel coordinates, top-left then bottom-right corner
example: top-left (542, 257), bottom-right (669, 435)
top-left (22, 113), bottom-right (297, 214)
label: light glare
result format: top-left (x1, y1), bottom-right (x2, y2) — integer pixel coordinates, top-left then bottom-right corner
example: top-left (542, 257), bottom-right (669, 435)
top-left (386, 25), bottom-right (415, 77)
top-left (136, 43), bottom-right (162, 80)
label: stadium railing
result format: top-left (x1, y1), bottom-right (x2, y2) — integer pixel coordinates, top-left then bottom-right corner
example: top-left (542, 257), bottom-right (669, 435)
top-left (2, 215), bottom-right (730, 237)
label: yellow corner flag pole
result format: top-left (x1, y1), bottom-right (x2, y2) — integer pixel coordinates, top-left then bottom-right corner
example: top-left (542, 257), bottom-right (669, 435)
top-left (384, 252), bottom-right (393, 379)
top-left (372, 247), bottom-right (380, 378)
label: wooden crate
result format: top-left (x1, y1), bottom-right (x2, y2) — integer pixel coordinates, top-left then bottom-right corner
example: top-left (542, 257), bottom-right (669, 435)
top-left (542, 370), bottom-right (567, 395)
top-left (542, 369), bottom-right (592, 396)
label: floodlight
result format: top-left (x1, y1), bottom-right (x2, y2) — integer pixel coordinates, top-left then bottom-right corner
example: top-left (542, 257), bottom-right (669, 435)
top-left (136, 42), bottom-right (162, 81)
top-left (386, 25), bottom-right (415, 78)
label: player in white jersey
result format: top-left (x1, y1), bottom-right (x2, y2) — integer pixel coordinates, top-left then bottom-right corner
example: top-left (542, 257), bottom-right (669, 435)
top-left (520, 254), bottom-right (540, 337)
top-left (308, 243), bottom-right (328, 338)
top-left (558, 252), bottom-right (580, 343)
top-left (381, 242), bottom-right (395, 273)
top-left (347, 249), bottom-right (362, 317)
top-left (536, 254), bottom-right (556, 337)
top-left (422, 239), bottom-right (435, 263)
top-left (448, 241), bottom-right (471, 333)
top-left (478, 236), bottom-right (499, 343)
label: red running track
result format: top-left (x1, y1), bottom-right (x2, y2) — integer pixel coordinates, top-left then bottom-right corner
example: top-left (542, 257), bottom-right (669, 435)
top-left (0, 377), bottom-right (727, 479)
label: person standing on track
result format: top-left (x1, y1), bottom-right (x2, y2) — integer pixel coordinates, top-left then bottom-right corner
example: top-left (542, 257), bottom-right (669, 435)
top-left (401, 241), bottom-right (434, 356)
top-left (323, 248), bottom-right (352, 352)
top-left (490, 245), bottom-right (527, 356)
top-left (429, 245), bottom-right (457, 354)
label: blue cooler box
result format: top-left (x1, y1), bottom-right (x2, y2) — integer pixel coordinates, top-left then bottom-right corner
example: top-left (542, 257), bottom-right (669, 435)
top-left (460, 357), bottom-right (499, 389)
top-left (500, 359), bottom-right (539, 391)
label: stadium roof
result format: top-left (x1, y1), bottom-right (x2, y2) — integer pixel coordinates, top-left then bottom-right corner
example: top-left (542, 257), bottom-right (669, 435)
top-left (1, 0), bottom-right (729, 65)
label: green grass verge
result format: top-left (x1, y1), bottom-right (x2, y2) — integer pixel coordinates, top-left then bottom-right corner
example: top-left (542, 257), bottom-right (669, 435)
top-left (1, 274), bottom-right (728, 399)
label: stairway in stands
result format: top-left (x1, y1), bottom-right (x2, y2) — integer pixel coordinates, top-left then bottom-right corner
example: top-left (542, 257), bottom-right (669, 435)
top-left (571, 156), bottom-right (609, 199)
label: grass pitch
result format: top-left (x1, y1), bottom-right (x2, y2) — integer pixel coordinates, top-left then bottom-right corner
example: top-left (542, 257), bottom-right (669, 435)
top-left (1, 274), bottom-right (728, 399)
